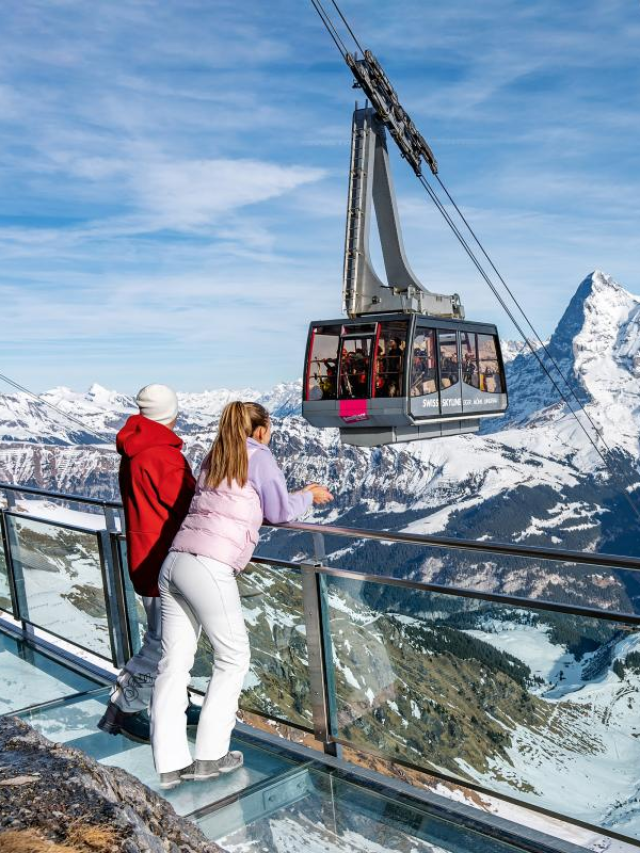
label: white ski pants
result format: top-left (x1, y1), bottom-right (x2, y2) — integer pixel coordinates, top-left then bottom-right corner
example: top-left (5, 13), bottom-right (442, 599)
top-left (151, 551), bottom-right (251, 774)
top-left (111, 596), bottom-right (162, 713)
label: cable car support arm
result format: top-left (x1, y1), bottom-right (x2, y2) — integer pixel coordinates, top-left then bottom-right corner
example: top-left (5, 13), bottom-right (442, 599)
top-left (343, 107), bottom-right (463, 319)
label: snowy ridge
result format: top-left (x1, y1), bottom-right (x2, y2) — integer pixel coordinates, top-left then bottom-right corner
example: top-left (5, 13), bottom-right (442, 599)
top-left (490, 271), bottom-right (640, 461)
top-left (5, 265), bottom-right (640, 850)
top-left (2, 270), bottom-right (640, 561)
top-left (462, 617), bottom-right (640, 836)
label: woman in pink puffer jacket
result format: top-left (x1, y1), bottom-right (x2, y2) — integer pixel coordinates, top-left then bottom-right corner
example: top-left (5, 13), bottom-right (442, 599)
top-left (150, 401), bottom-right (332, 790)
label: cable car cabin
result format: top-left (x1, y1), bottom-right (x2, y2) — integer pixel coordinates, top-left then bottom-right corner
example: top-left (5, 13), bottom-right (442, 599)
top-left (303, 314), bottom-right (508, 447)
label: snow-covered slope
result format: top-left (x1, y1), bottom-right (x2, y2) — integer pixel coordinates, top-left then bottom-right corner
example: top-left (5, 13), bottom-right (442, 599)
top-left (488, 271), bottom-right (640, 460)
top-left (5, 273), bottom-right (640, 847)
top-left (2, 270), bottom-right (640, 569)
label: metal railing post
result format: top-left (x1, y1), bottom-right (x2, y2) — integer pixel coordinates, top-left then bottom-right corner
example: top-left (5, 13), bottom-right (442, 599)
top-left (0, 493), bottom-right (30, 627)
top-left (98, 522), bottom-right (131, 670)
top-left (0, 508), bottom-right (21, 621)
top-left (103, 505), bottom-right (119, 533)
top-left (312, 531), bottom-right (326, 563)
top-left (301, 562), bottom-right (342, 758)
top-left (106, 503), bottom-right (143, 658)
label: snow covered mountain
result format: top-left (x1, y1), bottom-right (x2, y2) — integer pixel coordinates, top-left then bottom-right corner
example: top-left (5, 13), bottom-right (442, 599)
top-left (2, 271), bottom-right (640, 586)
top-left (5, 270), bottom-right (640, 846)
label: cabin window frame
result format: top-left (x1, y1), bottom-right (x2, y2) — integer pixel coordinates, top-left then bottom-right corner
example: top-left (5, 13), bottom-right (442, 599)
top-left (304, 324), bottom-right (342, 402)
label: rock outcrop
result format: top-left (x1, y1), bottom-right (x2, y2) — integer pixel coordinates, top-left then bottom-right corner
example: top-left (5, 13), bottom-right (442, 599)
top-left (0, 716), bottom-right (221, 853)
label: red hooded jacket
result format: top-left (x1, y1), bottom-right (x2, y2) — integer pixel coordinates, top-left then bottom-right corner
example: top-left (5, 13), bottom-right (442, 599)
top-left (117, 414), bottom-right (196, 597)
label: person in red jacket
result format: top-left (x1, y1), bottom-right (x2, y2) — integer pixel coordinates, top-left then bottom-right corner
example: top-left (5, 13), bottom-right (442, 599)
top-left (98, 384), bottom-right (197, 742)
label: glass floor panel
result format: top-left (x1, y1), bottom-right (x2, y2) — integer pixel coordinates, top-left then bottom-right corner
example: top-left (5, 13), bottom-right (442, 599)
top-left (1, 626), bottom-right (557, 853)
top-left (18, 691), bottom-right (301, 817)
top-left (0, 628), bottom-right (101, 714)
top-left (201, 769), bottom-right (523, 853)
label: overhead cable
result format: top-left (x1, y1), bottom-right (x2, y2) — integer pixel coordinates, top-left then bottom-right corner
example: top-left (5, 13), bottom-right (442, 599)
top-left (329, 0), bottom-right (365, 55)
top-left (308, 0), bottom-right (640, 521)
top-left (309, 0), bottom-right (349, 58)
top-left (433, 173), bottom-right (618, 459)
top-left (0, 370), bottom-right (116, 448)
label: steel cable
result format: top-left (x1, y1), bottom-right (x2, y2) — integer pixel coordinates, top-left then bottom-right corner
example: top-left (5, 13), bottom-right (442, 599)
top-left (309, 0), bottom-right (640, 523)
top-left (434, 173), bottom-right (618, 458)
top-left (0, 370), bottom-right (117, 448)
top-left (309, 0), bottom-right (349, 58)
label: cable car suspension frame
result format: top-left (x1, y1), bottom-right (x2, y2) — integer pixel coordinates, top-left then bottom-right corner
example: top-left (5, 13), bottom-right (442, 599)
top-left (306, 0), bottom-right (640, 527)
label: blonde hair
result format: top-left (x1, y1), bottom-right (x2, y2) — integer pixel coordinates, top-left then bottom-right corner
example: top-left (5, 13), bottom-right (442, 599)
top-left (204, 401), bottom-right (270, 489)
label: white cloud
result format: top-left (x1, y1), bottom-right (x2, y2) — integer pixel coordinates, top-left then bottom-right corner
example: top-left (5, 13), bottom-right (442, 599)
top-left (0, 0), bottom-right (638, 391)
top-left (130, 158), bottom-right (325, 230)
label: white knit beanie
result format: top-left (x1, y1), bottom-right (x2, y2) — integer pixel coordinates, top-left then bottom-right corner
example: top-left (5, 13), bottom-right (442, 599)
top-left (135, 384), bottom-right (179, 426)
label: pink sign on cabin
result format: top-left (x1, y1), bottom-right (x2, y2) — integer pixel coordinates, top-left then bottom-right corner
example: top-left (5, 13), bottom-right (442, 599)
top-left (339, 399), bottom-right (369, 423)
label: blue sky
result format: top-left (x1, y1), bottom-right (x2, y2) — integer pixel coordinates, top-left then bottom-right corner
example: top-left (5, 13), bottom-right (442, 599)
top-left (1, 0), bottom-right (639, 393)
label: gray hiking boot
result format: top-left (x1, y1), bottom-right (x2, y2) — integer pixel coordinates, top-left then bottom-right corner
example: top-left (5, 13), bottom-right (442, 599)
top-left (159, 761), bottom-right (196, 790)
top-left (190, 751), bottom-right (244, 781)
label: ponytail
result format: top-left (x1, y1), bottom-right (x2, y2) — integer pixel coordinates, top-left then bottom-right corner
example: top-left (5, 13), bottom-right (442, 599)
top-left (204, 401), bottom-right (269, 489)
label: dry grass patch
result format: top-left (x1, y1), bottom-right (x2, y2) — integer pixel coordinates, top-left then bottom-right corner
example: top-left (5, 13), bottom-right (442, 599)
top-left (0, 823), bottom-right (120, 852)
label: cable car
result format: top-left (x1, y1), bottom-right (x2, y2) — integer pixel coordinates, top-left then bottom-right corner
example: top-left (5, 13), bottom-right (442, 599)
top-left (303, 314), bottom-right (507, 446)
top-left (301, 94), bottom-right (508, 447)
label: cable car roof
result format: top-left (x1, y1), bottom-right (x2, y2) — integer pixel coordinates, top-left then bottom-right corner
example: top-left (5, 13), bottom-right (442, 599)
top-left (309, 315), bottom-right (501, 334)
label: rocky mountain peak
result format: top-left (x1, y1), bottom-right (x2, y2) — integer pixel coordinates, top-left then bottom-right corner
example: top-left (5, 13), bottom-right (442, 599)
top-left (549, 271), bottom-right (637, 361)
top-left (546, 272), bottom-right (626, 365)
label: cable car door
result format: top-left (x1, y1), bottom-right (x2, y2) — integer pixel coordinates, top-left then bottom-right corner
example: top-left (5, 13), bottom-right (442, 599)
top-left (338, 324), bottom-right (375, 423)
top-left (410, 326), bottom-right (441, 419)
top-left (460, 330), bottom-right (507, 416)
top-left (437, 329), bottom-right (463, 416)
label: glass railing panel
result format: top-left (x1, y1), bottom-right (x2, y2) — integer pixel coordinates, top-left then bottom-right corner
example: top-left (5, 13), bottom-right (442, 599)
top-left (260, 530), bottom-right (640, 617)
top-left (191, 560), bottom-right (313, 730)
top-left (5, 513), bottom-right (113, 661)
top-left (0, 627), bottom-right (102, 714)
top-left (322, 573), bottom-right (640, 842)
top-left (201, 766), bottom-right (523, 852)
top-left (117, 536), bottom-right (146, 655)
top-left (116, 540), bottom-right (313, 728)
top-left (0, 538), bottom-right (12, 612)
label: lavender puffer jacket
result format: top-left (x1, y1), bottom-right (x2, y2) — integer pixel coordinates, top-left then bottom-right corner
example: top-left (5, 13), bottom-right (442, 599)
top-left (170, 439), bottom-right (312, 572)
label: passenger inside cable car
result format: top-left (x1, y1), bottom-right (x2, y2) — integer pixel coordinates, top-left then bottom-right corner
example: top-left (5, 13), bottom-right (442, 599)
top-left (410, 330), bottom-right (437, 397)
top-left (339, 338), bottom-right (371, 399)
top-left (304, 318), bottom-right (507, 426)
top-left (374, 321), bottom-right (407, 398)
top-left (306, 325), bottom-right (341, 401)
top-left (438, 331), bottom-right (458, 389)
top-left (459, 331), bottom-right (504, 394)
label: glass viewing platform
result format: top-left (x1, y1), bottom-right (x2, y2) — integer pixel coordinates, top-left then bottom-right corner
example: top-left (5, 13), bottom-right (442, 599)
top-left (1, 481), bottom-right (638, 852)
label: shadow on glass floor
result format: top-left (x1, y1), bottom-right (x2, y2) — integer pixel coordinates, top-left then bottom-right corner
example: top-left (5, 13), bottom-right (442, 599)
top-left (201, 769), bottom-right (524, 853)
top-left (0, 627), bottom-right (101, 715)
top-left (18, 690), bottom-right (302, 818)
top-left (3, 627), bottom-right (533, 853)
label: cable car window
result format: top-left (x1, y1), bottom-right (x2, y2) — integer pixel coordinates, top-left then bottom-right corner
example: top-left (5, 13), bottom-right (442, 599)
top-left (411, 329), bottom-right (437, 397)
top-left (461, 331), bottom-right (479, 388)
top-left (478, 334), bottom-right (503, 393)
top-left (343, 323), bottom-right (376, 336)
top-left (306, 325), bottom-right (341, 401)
top-left (438, 331), bottom-right (459, 390)
top-left (339, 337), bottom-right (372, 400)
top-left (374, 320), bottom-right (408, 398)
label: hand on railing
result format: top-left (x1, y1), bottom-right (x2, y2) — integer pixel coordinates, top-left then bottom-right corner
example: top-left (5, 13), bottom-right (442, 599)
top-left (303, 483), bottom-right (334, 505)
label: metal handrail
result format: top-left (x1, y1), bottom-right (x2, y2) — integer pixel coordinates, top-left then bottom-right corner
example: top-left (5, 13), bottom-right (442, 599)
top-left (248, 554), bottom-right (640, 624)
top-left (3, 480), bottom-right (640, 572)
top-left (276, 520), bottom-right (640, 572)
top-left (2, 480), bottom-right (639, 845)
top-left (0, 481), bottom-right (121, 509)
top-left (297, 560), bottom-right (640, 625)
top-left (3, 509), bottom-right (109, 537)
